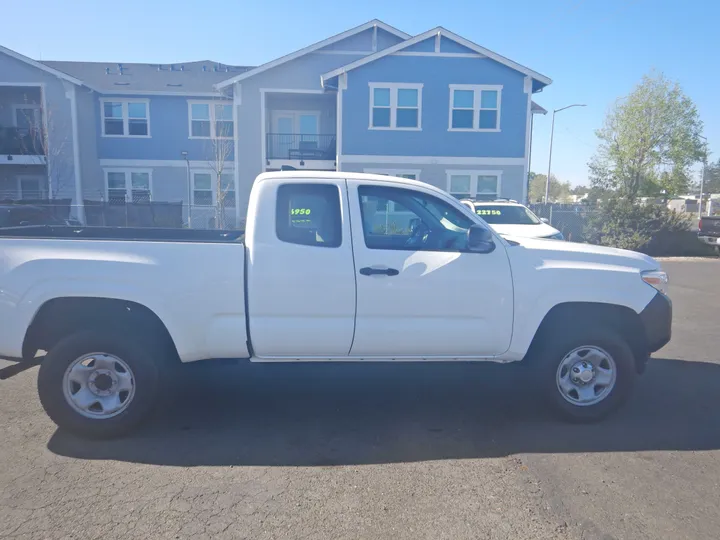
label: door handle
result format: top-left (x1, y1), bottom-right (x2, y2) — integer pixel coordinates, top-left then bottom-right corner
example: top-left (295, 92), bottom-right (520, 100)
top-left (359, 267), bottom-right (399, 276)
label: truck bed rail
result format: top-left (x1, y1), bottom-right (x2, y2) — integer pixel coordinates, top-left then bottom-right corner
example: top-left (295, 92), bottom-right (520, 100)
top-left (0, 225), bottom-right (244, 243)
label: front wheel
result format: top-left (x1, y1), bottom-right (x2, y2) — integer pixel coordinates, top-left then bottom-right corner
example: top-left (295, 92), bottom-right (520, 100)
top-left (536, 327), bottom-right (636, 421)
top-left (38, 331), bottom-right (161, 439)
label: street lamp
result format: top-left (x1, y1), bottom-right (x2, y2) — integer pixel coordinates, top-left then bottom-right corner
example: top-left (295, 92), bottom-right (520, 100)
top-left (698, 135), bottom-right (708, 220)
top-left (181, 151), bottom-right (191, 227)
top-left (545, 103), bottom-right (587, 204)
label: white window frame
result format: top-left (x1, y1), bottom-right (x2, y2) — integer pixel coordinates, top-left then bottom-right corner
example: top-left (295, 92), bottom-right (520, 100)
top-left (368, 83), bottom-right (423, 131)
top-left (448, 84), bottom-right (502, 132)
top-left (445, 170), bottom-right (503, 199)
top-left (190, 169), bottom-right (236, 207)
top-left (100, 98), bottom-right (151, 138)
top-left (188, 100), bottom-right (234, 139)
top-left (16, 175), bottom-right (46, 199)
top-left (11, 104), bottom-right (42, 131)
top-left (363, 168), bottom-right (421, 213)
top-left (103, 168), bottom-right (153, 202)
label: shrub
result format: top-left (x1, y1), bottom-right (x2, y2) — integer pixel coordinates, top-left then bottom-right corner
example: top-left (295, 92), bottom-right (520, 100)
top-left (584, 198), bottom-right (713, 256)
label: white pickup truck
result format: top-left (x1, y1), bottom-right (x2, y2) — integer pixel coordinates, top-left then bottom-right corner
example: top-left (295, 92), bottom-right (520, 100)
top-left (0, 172), bottom-right (671, 438)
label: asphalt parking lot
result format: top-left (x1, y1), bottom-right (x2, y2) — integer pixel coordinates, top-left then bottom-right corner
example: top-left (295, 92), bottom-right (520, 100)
top-left (1, 259), bottom-right (719, 540)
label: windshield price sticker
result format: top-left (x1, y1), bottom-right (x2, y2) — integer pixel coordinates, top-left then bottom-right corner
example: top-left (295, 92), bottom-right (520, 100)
top-left (476, 209), bottom-right (502, 216)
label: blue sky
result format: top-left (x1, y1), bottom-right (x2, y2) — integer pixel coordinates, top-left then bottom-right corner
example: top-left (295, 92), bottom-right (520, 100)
top-left (4, 0), bottom-right (718, 187)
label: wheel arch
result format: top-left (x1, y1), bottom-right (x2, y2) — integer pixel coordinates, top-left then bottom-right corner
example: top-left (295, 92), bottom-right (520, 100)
top-left (22, 297), bottom-right (180, 364)
top-left (524, 302), bottom-right (648, 373)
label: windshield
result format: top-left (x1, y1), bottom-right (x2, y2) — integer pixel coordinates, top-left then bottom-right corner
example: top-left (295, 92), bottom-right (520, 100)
top-left (474, 205), bottom-right (541, 225)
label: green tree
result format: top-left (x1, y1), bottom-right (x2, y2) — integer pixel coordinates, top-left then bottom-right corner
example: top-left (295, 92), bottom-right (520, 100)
top-left (700, 158), bottom-right (720, 194)
top-left (589, 72), bottom-right (704, 201)
top-left (528, 173), bottom-right (572, 203)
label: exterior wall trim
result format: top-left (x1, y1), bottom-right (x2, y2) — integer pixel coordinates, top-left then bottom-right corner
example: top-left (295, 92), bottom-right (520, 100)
top-left (215, 19), bottom-right (411, 89)
top-left (99, 159), bottom-right (235, 168)
top-left (336, 73), bottom-right (346, 171)
top-left (522, 76), bottom-right (533, 204)
top-left (342, 155), bottom-right (526, 165)
top-left (392, 52), bottom-right (484, 58)
top-left (232, 82), bottom-right (242, 224)
top-left (65, 82), bottom-right (85, 222)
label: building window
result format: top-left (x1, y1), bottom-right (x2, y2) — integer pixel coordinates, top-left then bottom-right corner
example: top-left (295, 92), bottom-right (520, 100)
top-left (363, 169), bottom-right (420, 213)
top-left (189, 102), bottom-right (234, 138)
top-left (449, 85), bottom-right (502, 131)
top-left (369, 83), bottom-right (423, 130)
top-left (105, 169), bottom-right (152, 203)
top-left (446, 171), bottom-right (502, 200)
top-left (192, 172), bottom-right (236, 207)
top-left (101, 100), bottom-right (150, 137)
top-left (192, 173), bottom-right (213, 206)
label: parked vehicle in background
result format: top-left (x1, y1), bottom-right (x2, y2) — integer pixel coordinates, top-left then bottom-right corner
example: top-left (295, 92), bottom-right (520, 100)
top-left (461, 199), bottom-right (564, 240)
top-left (0, 172), bottom-right (671, 439)
top-left (698, 216), bottom-right (720, 253)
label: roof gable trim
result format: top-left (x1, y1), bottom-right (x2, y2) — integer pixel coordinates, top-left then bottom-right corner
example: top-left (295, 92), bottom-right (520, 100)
top-left (0, 45), bottom-right (84, 86)
top-left (214, 19), bottom-right (410, 89)
top-left (321, 27), bottom-right (552, 87)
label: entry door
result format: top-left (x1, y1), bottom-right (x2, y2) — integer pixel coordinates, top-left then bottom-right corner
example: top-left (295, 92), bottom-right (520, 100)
top-left (347, 179), bottom-right (514, 358)
top-left (271, 112), bottom-right (320, 158)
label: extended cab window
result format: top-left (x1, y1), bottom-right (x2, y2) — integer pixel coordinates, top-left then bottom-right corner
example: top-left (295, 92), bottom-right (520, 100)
top-left (276, 184), bottom-right (342, 247)
top-left (358, 186), bottom-right (476, 251)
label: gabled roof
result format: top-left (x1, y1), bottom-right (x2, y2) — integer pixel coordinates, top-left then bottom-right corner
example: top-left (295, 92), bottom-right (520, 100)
top-left (321, 27), bottom-right (552, 88)
top-left (215, 19), bottom-right (410, 89)
top-left (0, 45), bottom-right (84, 86)
top-left (42, 60), bottom-right (252, 95)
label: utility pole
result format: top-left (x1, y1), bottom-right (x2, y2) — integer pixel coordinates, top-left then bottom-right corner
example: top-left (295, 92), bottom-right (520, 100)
top-left (698, 135), bottom-right (708, 221)
top-left (545, 103), bottom-right (586, 204)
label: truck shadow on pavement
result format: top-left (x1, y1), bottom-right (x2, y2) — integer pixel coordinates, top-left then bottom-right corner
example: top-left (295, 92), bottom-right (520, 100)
top-left (48, 357), bottom-right (720, 466)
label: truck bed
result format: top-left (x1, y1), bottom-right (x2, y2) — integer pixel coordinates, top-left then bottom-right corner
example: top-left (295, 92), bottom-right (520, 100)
top-left (0, 232), bottom-right (248, 362)
top-left (0, 225), bottom-right (244, 243)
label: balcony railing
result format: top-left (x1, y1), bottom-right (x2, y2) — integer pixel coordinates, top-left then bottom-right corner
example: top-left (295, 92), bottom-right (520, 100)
top-left (0, 127), bottom-right (44, 155)
top-left (266, 133), bottom-right (336, 161)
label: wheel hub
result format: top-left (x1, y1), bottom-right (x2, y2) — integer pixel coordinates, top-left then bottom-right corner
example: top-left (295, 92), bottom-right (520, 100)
top-left (88, 370), bottom-right (116, 395)
top-left (570, 361), bottom-right (595, 384)
top-left (62, 353), bottom-right (136, 418)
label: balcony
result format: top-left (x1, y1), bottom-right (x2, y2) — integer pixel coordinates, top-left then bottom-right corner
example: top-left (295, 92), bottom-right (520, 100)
top-left (266, 133), bottom-right (336, 161)
top-left (0, 127), bottom-right (45, 162)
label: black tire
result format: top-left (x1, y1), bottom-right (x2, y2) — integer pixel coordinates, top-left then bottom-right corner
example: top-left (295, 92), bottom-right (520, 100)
top-left (535, 326), bottom-right (636, 422)
top-left (37, 330), bottom-right (161, 439)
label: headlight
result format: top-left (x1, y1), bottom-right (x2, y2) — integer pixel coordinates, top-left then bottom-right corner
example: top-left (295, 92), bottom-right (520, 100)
top-left (545, 232), bottom-right (564, 240)
top-left (641, 270), bottom-right (669, 295)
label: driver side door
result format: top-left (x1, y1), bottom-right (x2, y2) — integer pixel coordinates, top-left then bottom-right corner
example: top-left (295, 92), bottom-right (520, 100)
top-left (347, 179), bottom-right (514, 358)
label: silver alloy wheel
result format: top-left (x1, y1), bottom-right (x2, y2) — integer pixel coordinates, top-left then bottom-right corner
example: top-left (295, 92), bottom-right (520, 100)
top-left (62, 353), bottom-right (135, 419)
top-left (556, 345), bottom-right (617, 407)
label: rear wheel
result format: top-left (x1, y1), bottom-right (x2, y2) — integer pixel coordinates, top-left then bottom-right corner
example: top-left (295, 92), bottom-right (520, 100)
top-left (38, 331), bottom-right (161, 439)
top-left (536, 327), bottom-right (636, 421)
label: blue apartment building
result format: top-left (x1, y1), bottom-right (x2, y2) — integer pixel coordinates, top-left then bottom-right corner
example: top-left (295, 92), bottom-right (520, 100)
top-left (0, 20), bottom-right (551, 227)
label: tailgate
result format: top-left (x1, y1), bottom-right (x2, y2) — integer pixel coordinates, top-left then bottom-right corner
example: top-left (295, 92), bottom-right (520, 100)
top-left (700, 217), bottom-right (720, 237)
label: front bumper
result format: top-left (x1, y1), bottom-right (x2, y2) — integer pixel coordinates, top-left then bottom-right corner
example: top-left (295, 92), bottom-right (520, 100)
top-left (639, 292), bottom-right (672, 353)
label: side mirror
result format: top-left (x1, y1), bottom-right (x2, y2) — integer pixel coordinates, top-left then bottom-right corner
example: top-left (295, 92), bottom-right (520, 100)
top-left (467, 224), bottom-right (495, 253)
top-left (540, 217), bottom-right (549, 224)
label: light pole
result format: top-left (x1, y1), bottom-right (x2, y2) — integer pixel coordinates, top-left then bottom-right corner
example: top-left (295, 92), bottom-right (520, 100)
top-left (545, 103), bottom-right (586, 203)
top-left (698, 135), bottom-right (708, 220)
top-left (181, 151), bottom-right (191, 227)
